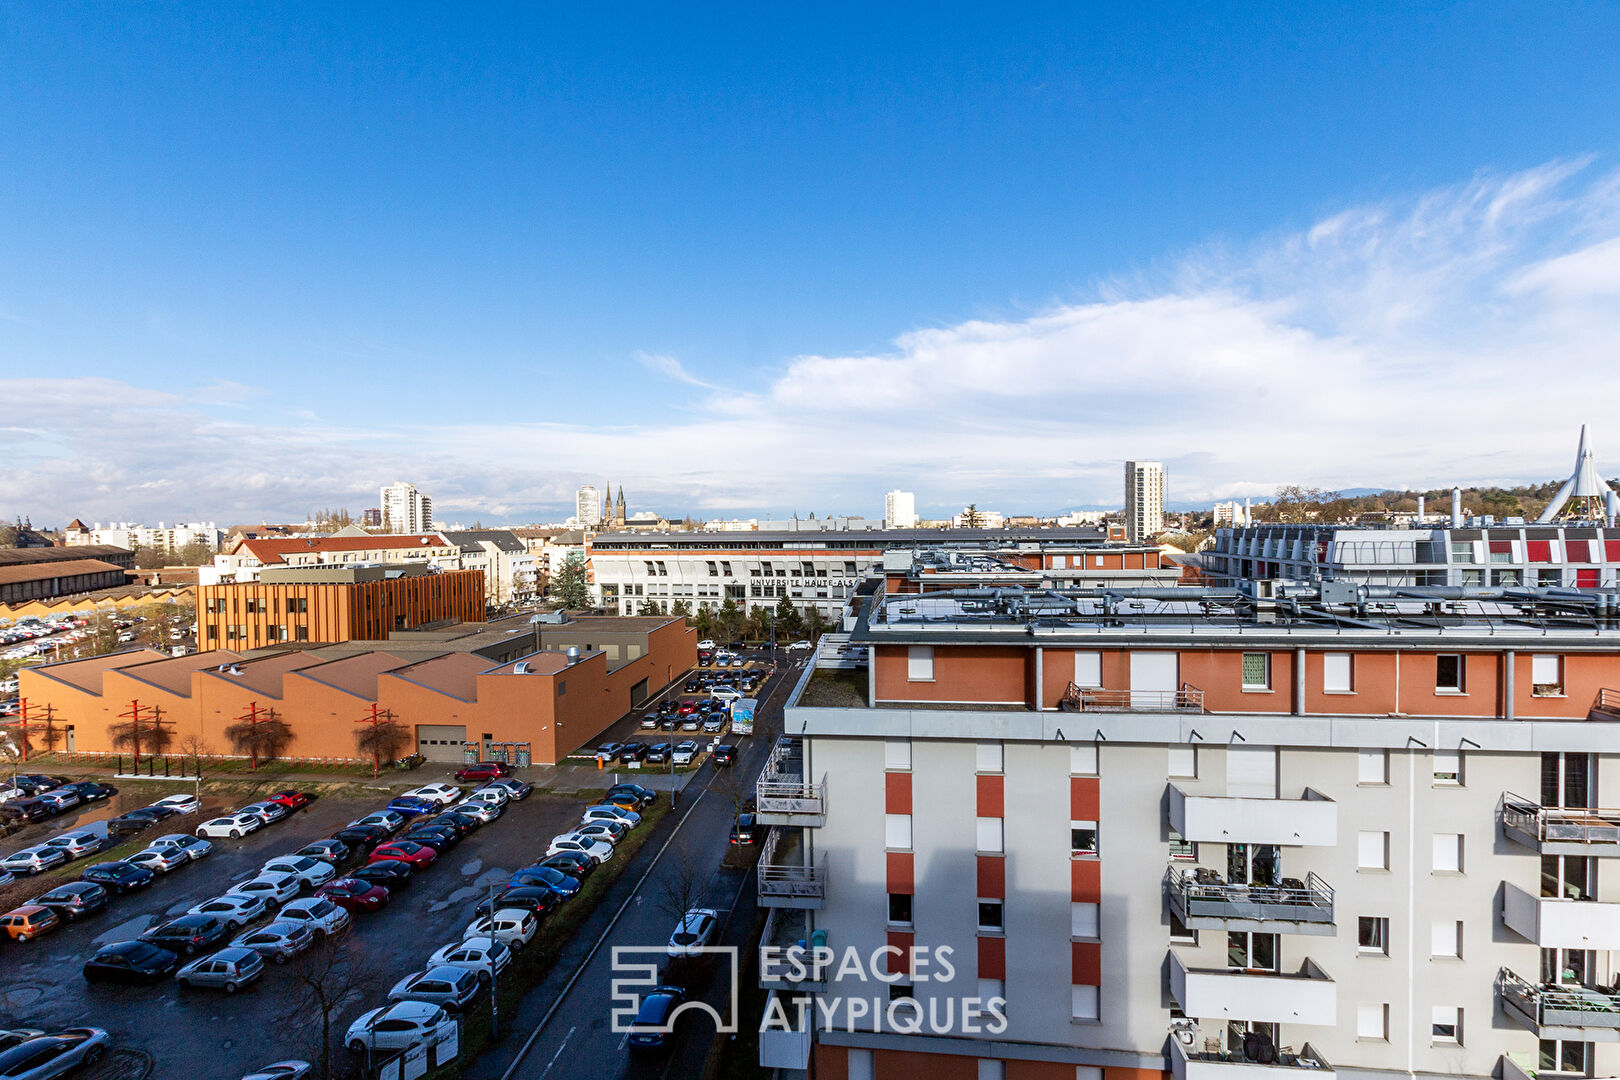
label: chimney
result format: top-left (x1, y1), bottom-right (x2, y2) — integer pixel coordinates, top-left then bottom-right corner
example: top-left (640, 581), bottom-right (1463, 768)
top-left (1416, 496), bottom-right (1425, 522)
top-left (565, 646), bottom-right (581, 665)
top-left (1451, 488), bottom-right (1463, 528)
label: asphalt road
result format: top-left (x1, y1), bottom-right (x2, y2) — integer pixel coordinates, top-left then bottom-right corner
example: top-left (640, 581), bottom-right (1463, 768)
top-left (0, 785), bottom-right (582, 1079)
top-left (466, 650), bottom-right (803, 1080)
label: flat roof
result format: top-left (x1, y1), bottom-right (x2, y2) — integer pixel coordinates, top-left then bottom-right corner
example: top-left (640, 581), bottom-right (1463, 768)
top-left (589, 526), bottom-right (1106, 549)
top-left (199, 652), bottom-right (331, 697)
top-left (0, 559), bottom-right (125, 585)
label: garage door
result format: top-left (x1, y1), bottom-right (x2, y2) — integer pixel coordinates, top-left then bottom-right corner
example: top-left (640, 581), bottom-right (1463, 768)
top-left (416, 724), bottom-right (468, 762)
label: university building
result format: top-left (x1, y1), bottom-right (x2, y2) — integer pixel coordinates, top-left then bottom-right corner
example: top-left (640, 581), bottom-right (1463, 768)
top-left (758, 568), bottom-right (1620, 1080)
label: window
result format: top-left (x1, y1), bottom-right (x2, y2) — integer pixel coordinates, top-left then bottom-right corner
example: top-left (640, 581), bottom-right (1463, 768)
top-left (1433, 833), bottom-right (1463, 873)
top-left (1358, 916), bottom-right (1389, 955)
top-left (975, 742), bottom-right (1004, 774)
top-left (1532, 654), bottom-right (1565, 696)
top-left (1168, 911), bottom-right (1197, 945)
top-left (1071, 984), bottom-right (1099, 1020)
top-left (1430, 919), bottom-right (1462, 958)
top-left (1539, 568), bottom-right (1563, 588)
top-left (1450, 541), bottom-right (1475, 564)
top-left (906, 646), bottom-right (934, 681)
top-left (889, 983), bottom-right (914, 1002)
top-left (1434, 749), bottom-right (1462, 785)
top-left (885, 814), bottom-right (912, 851)
top-left (1167, 829), bottom-right (1196, 860)
top-left (1073, 651), bottom-right (1102, 689)
top-left (1168, 745), bottom-right (1197, 778)
top-left (887, 893), bottom-right (913, 926)
top-left (1541, 1039), bottom-right (1591, 1075)
top-left (1241, 652), bottom-right (1270, 689)
top-left (1071, 902), bottom-right (1099, 938)
top-left (1431, 1005), bottom-right (1461, 1044)
top-left (1071, 821), bottom-right (1098, 857)
top-left (977, 1058), bottom-right (1006, 1080)
top-left (884, 740), bottom-right (912, 771)
top-left (1358, 748), bottom-right (1388, 785)
top-left (1357, 831), bottom-right (1390, 871)
top-left (1435, 654), bottom-right (1465, 693)
top-left (1356, 1002), bottom-right (1389, 1041)
top-left (1070, 742), bottom-right (1098, 776)
top-left (1324, 652), bottom-right (1353, 693)
top-left (295, 625), bottom-right (308, 641)
top-left (1077, 1069), bottom-right (1102, 1080)
top-left (976, 816), bottom-right (1004, 854)
top-left (977, 899), bottom-right (1004, 932)
top-left (849, 1050), bottom-right (874, 1080)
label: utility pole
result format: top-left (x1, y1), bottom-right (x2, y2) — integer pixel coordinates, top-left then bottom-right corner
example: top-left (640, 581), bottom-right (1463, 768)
top-left (487, 882), bottom-right (500, 1039)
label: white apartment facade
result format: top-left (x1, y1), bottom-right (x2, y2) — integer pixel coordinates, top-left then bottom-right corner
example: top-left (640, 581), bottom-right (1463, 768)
top-left (760, 580), bottom-right (1620, 1080)
top-left (65, 521), bottom-right (224, 554)
top-left (575, 485), bottom-right (601, 527)
top-left (1125, 460), bottom-right (1165, 542)
top-left (438, 530), bottom-right (539, 605)
top-left (886, 491), bottom-right (919, 530)
top-left (380, 482), bottom-right (433, 533)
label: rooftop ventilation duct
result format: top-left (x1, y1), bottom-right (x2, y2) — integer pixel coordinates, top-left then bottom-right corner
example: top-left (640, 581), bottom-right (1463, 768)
top-left (514, 662), bottom-right (530, 674)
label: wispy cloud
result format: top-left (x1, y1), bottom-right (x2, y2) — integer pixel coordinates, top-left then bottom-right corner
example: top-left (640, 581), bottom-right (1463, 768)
top-left (7, 159), bottom-right (1620, 522)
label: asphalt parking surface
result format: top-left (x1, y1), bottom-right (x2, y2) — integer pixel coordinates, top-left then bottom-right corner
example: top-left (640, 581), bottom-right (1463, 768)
top-left (0, 786), bottom-right (582, 1079)
top-left (576, 646), bottom-right (781, 754)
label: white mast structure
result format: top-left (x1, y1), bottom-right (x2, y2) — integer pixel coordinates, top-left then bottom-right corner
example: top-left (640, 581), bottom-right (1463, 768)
top-left (1536, 425), bottom-right (1620, 523)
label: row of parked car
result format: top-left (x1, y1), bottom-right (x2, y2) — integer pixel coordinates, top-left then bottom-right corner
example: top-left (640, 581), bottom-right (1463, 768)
top-left (644, 695), bottom-right (735, 733)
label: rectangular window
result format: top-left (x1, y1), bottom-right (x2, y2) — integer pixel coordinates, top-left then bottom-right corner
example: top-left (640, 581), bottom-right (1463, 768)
top-left (1071, 984), bottom-right (1099, 1020)
top-left (906, 646), bottom-right (934, 681)
top-left (1435, 654), bottom-right (1464, 693)
top-left (1433, 833), bottom-right (1463, 873)
top-left (1168, 745), bottom-right (1197, 778)
top-left (1356, 1002), bottom-right (1389, 1041)
top-left (1432, 1005), bottom-right (1461, 1044)
top-left (976, 817), bottom-right (1004, 854)
top-left (1324, 652), bottom-right (1353, 693)
top-left (884, 740), bottom-right (912, 771)
top-left (1358, 831), bottom-right (1390, 871)
top-left (975, 742), bottom-right (1004, 774)
top-left (887, 893), bottom-right (913, 926)
top-left (1073, 651), bottom-right (1102, 689)
top-left (1434, 749), bottom-right (1462, 785)
top-left (1358, 916), bottom-right (1389, 955)
top-left (978, 1057), bottom-right (1006, 1080)
top-left (1430, 919), bottom-right (1462, 958)
top-left (1532, 654), bottom-right (1564, 696)
top-left (1069, 742), bottom-right (1098, 776)
top-left (1071, 901), bottom-right (1099, 938)
top-left (1358, 748), bottom-right (1388, 785)
top-left (1241, 652), bottom-right (1270, 689)
top-left (885, 814), bottom-right (912, 851)
top-left (1167, 829), bottom-right (1196, 860)
top-left (1539, 568), bottom-right (1562, 588)
top-left (1070, 820), bottom-right (1098, 857)
top-left (1450, 541), bottom-right (1475, 564)
top-left (977, 898), bottom-right (1004, 932)
top-left (1169, 911), bottom-right (1197, 945)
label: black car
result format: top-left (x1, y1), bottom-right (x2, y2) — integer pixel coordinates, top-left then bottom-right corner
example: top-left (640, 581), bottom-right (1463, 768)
top-left (426, 812), bottom-right (480, 836)
top-left (606, 783), bottom-right (658, 808)
top-left (657, 716), bottom-right (678, 732)
top-left (81, 861), bottom-right (156, 895)
top-left (350, 861), bottom-right (414, 891)
top-left (627, 985), bottom-right (688, 1051)
top-left (645, 742), bottom-right (673, 764)
top-left (726, 640), bottom-right (747, 651)
top-left (713, 744), bottom-right (738, 767)
top-left (730, 813), bottom-right (758, 845)
top-left (330, 825), bottom-right (389, 854)
top-left (60, 781), bottom-right (117, 803)
top-left (140, 914), bottom-right (232, 956)
top-left (401, 826), bottom-right (459, 852)
top-left (473, 886), bottom-right (560, 920)
top-left (83, 940), bottom-right (182, 984)
top-left (34, 882), bottom-right (109, 920)
top-left (1, 798), bottom-right (54, 823)
top-left (539, 852), bottom-right (596, 880)
top-left (683, 679), bottom-right (702, 692)
top-left (15, 774), bottom-right (68, 795)
top-left (657, 700), bottom-right (679, 715)
top-left (617, 742), bottom-right (649, 763)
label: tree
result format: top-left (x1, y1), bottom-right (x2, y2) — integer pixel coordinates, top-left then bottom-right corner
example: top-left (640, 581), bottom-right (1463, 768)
top-left (961, 504), bottom-right (986, 528)
top-left (637, 598), bottom-right (662, 616)
top-left (805, 606), bottom-right (828, 640)
top-left (225, 707), bottom-right (293, 770)
top-left (178, 734), bottom-right (215, 800)
top-left (132, 546), bottom-right (166, 569)
top-left (693, 605), bottom-right (714, 639)
top-left (552, 551), bottom-right (592, 609)
top-left (670, 599), bottom-right (692, 621)
top-left (774, 595), bottom-right (804, 640)
top-left (107, 703), bottom-right (174, 766)
top-left (174, 540), bottom-right (214, 566)
top-left (354, 719), bottom-right (408, 777)
top-left (279, 936), bottom-right (385, 1080)
top-left (716, 595), bottom-right (742, 642)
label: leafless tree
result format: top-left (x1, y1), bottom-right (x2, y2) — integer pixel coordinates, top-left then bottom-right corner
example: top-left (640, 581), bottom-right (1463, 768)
top-left (279, 936), bottom-right (384, 1080)
top-left (225, 715), bottom-right (293, 769)
top-left (178, 734), bottom-right (215, 800)
top-left (354, 720), bottom-right (408, 775)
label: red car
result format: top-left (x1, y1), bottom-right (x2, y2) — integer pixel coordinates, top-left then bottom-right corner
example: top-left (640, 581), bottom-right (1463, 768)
top-left (316, 878), bottom-right (389, 912)
top-left (677, 702), bottom-right (697, 716)
top-left (268, 790), bottom-right (311, 810)
top-left (454, 763), bottom-right (502, 782)
top-left (369, 841), bottom-right (437, 869)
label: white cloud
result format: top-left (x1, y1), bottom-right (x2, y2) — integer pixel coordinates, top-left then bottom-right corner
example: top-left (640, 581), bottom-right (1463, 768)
top-left (7, 158), bottom-right (1620, 523)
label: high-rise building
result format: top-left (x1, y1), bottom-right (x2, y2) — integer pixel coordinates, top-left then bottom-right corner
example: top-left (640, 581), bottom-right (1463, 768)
top-left (1212, 500), bottom-right (1243, 528)
top-left (362, 508), bottom-right (382, 527)
top-left (1124, 460), bottom-right (1164, 542)
top-left (884, 490), bottom-right (918, 529)
top-left (379, 482), bottom-right (433, 533)
top-left (575, 485), bottom-right (600, 527)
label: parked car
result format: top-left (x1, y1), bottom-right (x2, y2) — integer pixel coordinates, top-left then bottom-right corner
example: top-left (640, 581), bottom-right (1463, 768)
top-left (238, 802), bottom-right (289, 826)
top-left (151, 792), bottom-right (201, 815)
top-left (385, 795), bottom-right (436, 818)
top-left (345, 1001), bottom-right (452, 1055)
top-left (260, 856), bottom-right (337, 891)
top-left (452, 763), bottom-right (503, 782)
top-left (33, 883), bottom-right (107, 921)
top-left (401, 783), bottom-right (461, 806)
top-left (41, 830), bottom-right (101, 860)
top-left (713, 744), bottom-right (738, 767)
top-left (227, 871), bottom-right (302, 907)
top-left (462, 908), bottom-right (539, 951)
top-left (645, 742), bottom-right (673, 763)
top-left (423, 812), bottom-right (479, 836)
top-left (607, 783), bottom-right (657, 808)
top-left (679, 715), bottom-right (701, 732)
top-left (387, 965), bottom-right (482, 1013)
top-left (81, 861), bottom-right (154, 895)
top-left (582, 804), bottom-right (641, 829)
top-left (640, 711), bottom-right (659, 729)
top-left (546, 833), bottom-right (614, 863)
top-left (0, 1028), bottom-right (110, 1075)
top-left (696, 639), bottom-right (716, 650)
top-left (1, 905), bottom-right (60, 942)
top-left (671, 741), bottom-right (698, 765)
top-left (401, 825), bottom-right (459, 852)
top-left (594, 742), bottom-right (626, 763)
top-left (446, 800), bottom-right (500, 824)
top-left (0, 1029), bottom-right (44, 1052)
top-left (786, 639), bottom-right (813, 651)
top-left (349, 861), bottom-right (414, 892)
top-left (187, 893), bottom-right (272, 930)
top-left (30, 790), bottom-right (78, 815)
top-left (627, 986), bottom-right (689, 1051)
top-left (506, 865), bottom-right (581, 898)
top-left (617, 742), bottom-right (649, 763)
top-left (730, 813), bottom-right (758, 845)
top-left (574, 821), bottom-right (629, 846)
top-left (106, 809), bottom-right (167, 837)
top-left (231, 919), bottom-right (316, 964)
top-left (0, 847), bottom-right (68, 876)
top-left (668, 907), bottom-right (720, 957)
top-left (369, 841), bottom-right (437, 869)
top-left (348, 810), bottom-right (406, 835)
top-left (176, 946), bottom-right (266, 993)
top-left (239, 1061), bottom-right (311, 1080)
top-left (330, 824), bottom-right (389, 853)
top-left (295, 838), bottom-right (351, 865)
top-left (83, 940), bottom-right (181, 984)
top-left (430, 935), bottom-right (511, 980)
top-left (266, 790), bottom-right (311, 811)
top-left (124, 847), bottom-right (190, 875)
top-left (196, 813), bottom-right (263, 839)
top-left (140, 914), bottom-right (232, 956)
top-left (463, 786), bottom-right (509, 808)
top-left (472, 887), bottom-right (559, 921)
top-left (539, 852), bottom-right (596, 880)
top-left (316, 878), bottom-right (390, 913)
top-left (278, 896), bottom-right (351, 939)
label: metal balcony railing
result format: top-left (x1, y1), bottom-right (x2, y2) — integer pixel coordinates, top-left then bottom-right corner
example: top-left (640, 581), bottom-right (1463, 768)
top-left (1168, 868), bottom-right (1335, 926)
top-left (1500, 968), bottom-right (1620, 1033)
top-left (758, 862), bottom-right (827, 902)
top-left (757, 778), bottom-right (826, 817)
top-left (1594, 688), bottom-right (1620, 717)
top-left (1060, 681), bottom-right (1205, 713)
top-left (1503, 793), bottom-right (1620, 850)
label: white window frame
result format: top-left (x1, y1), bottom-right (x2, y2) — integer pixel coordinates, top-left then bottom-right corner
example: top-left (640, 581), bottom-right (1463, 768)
top-left (1357, 831), bottom-right (1390, 871)
top-left (1069, 742), bottom-right (1098, 776)
top-left (975, 742), bottom-right (1004, 774)
top-left (1356, 1002), bottom-right (1389, 1041)
top-left (1435, 653), bottom-right (1465, 693)
top-left (885, 814), bottom-right (913, 851)
top-left (1430, 919), bottom-right (1462, 958)
top-left (1241, 651), bottom-right (1271, 690)
top-left (1532, 653), bottom-right (1564, 696)
top-left (1358, 748), bottom-right (1388, 785)
top-left (1432, 833), bottom-right (1463, 873)
top-left (1168, 745), bottom-right (1197, 779)
top-left (1070, 901), bottom-right (1099, 939)
top-left (884, 739), bottom-right (912, 771)
top-left (1434, 749), bottom-right (1462, 786)
top-left (976, 897), bottom-right (1004, 933)
top-left (976, 816), bottom-right (1004, 855)
top-left (1071, 820), bottom-right (1099, 857)
top-left (1071, 984), bottom-right (1100, 1020)
top-left (1324, 652), bottom-right (1354, 693)
top-left (1073, 651), bottom-right (1102, 689)
top-left (906, 646), bottom-right (934, 682)
top-left (1431, 1005), bottom-right (1462, 1044)
top-left (1358, 915), bottom-right (1390, 956)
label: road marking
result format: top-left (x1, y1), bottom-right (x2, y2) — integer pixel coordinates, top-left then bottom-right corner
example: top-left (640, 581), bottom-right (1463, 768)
top-left (535, 1025), bottom-right (574, 1080)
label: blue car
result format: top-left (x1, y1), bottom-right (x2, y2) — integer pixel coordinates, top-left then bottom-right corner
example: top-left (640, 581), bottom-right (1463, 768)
top-left (508, 865), bottom-right (582, 899)
top-left (627, 985), bottom-right (688, 1051)
top-left (385, 796), bottom-right (436, 818)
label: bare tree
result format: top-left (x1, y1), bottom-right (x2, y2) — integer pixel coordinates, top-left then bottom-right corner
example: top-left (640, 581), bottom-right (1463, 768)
top-left (107, 706), bottom-right (175, 765)
top-left (225, 714), bottom-right (293, 770)
top-left (279, 937), bottom-right (385, 1080)
top-left (656, 838), bottom-right (710, 926)
top-left (177, 734), bottom-right (215, 800)
top-left (353, 720), bottom-right (408, 776)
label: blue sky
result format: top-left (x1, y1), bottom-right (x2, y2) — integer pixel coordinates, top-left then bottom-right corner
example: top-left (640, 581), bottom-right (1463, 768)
top-left (5, 4), bottom-right (1620, 524)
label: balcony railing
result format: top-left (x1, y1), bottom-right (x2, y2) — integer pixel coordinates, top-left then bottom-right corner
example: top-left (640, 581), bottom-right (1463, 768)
top-left (1503, 794), bottom-right (1620, 854)
top-left (756, 779), bottom-right (826, 818)
top-left (1060, 681), bottom-right (1206, 713)
top-left (1168, 868), bottom-right (1334, 932)
top-left (758, 862), bottom-right (827, 906)
top-left (1594, 688), bottom-right (1620, 718)
top-left (1170, 1037), bottom-right (1334, 1080)
top-left (1500, 968), bottom-right (1620, 1035)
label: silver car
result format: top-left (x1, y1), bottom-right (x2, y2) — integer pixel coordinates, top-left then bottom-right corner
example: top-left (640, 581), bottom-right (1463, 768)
top-left (176, 946), bottom-right (266, 993)
top-left (386, 965), bottom-right (483, 1013)
top-left (187, 893), bottom-right (271, 930)
top-left (0, 1027), bottom-right (110, 1078)
top-left (230, 919), bottom-right (315, 963)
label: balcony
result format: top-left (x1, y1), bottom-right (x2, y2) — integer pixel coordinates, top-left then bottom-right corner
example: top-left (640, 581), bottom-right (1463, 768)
top-left (1060, 681), bottom-right (1206, 713)
top-left (1503, 883), bottom-right (1620, 949)
top-left (759, 907), bottom-right (828, 992)
top-left (1500, 968), bottom-right (1620, 1041)
top-left (758, 827), bottom-right (825, 909)
top-left (1168, 785), bottom-right (1338, 847)
top-left (1503, 794), bottom-right (1620, 856)
top-left (1167, 868), bottom-right (1335, 936)
top-left (1170, 1038), bottom-right (1335, 1080)
top-left (756, 779), bottom-right (827, 827)
top-left (758, 991), bottom-right (812, 1070)
top-left (1169, 952), bottom-right (1336, 1026)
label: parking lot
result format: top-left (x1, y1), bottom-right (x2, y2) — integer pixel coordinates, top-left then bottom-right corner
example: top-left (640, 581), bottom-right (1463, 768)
top-left (1, 782), bottom-right (583, 1078)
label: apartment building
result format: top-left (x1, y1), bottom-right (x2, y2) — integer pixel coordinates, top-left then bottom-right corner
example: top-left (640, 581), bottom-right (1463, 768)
top-left (204, 531), bottom-right (463, 585)
top-left (760, 574), bottom-right (1620, 1080)
top-left (887, 491), bottom-right (919, 530)
top-left (380, 481), bottom-right (433, 533)
top-left (64, 520), bottom-right (224, 553)
top-left (1125, 461), bottom-right (1165, 542)
top-left (440, 530), bottom-right (539, 605)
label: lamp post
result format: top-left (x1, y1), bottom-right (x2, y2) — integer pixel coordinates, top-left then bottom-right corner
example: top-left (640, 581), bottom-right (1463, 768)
top-left (487, 882), bottom-right (500, 1039)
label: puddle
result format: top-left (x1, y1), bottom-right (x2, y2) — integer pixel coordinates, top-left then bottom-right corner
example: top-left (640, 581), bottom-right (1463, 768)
top-left (92, 913), bottom-right (154, 945)
top-left (458, 858), bottom-right (482, 876)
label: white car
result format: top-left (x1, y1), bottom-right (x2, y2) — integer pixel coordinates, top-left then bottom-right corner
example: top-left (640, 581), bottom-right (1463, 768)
top-left (711, 686), bottom-right (743, 702)
top-left (671, 741), bottom-right (698, 765)
top-left (42, 830), bottom-right (102, 859)
top-left (401, 783), bottom-right (461, 807)
top-left (261, 856), bottom-right (336, 890)
top-left (197, 813), bottom-right (263, 839)
top-left (668, 907), bottom-right (720, 957)
top-left (345, 1001), bottom-right (453, 1055)
top-left (241, 1063), bottom-right (313, 1080)
top-left (546, 833), bottom-right (613, 864)
top-left (696, 638), bottom-right (716, 650)
top-left (231, 919), bottom-right (316, 963)
top-left (786, 639), bottom-right (813, 651)
top-left (278, 896), bottom-right (350, 939)
top-left (0, 846), bottom-right (70, 875)
top-left (349, 810), bottom-right (406, 834)
top-left (462, 909), bottom-right (537, 951)
top-left (447, 801), bottom-right (500, 824)
top-left (228, 871), bottom-right (302, 906)
top-left (573, 821), bottom-right (627, 846)
top-left (464, 786), bottom-right (509, 808)
top-left (188, 893), bottom-right (271, 930)
top-left (581, 804), bottom-right (641, 827)
top-left (150, 833), bottom-right (212, 862)
top-left (152, 793), bottom-right (202, 815)
top-left (124, 847), bottom-right (190, 874)
top-left (431, 934), bottom-right (512, 980)
top-left (239, 802), bottom-right (288, 826)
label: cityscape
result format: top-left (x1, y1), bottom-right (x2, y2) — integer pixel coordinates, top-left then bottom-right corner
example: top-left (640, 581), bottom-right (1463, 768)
top-left (6, 8), bottom-right (1620, 1080)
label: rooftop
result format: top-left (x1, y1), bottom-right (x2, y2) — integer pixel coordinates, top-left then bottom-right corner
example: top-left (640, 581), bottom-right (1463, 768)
top-left (589, 526), bottom-right (1106, 549)
top-left (384, 652), bottom-right (499, 700)
top-left (289, 651), bottom-right (409, 699)
top-left (0, 558), bottom-right (125, 585)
